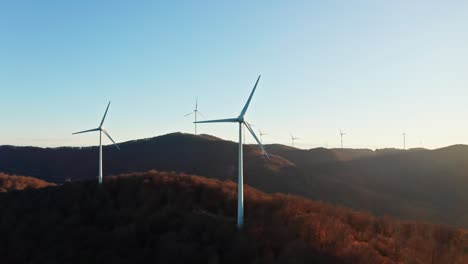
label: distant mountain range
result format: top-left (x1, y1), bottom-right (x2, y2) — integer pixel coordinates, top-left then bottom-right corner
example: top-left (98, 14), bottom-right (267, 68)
top-left (1, 132), bottom-right (468, 228)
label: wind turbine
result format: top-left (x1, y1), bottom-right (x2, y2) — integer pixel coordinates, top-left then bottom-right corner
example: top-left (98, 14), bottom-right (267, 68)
top-left (402, 132), bottom-right (406, 150)
top-left (258, 129), bottom-right (268, 144)
top-left (290, 133), bottom-right (300, 147)
top-left (72, 101), bottom-right (120, 185)
top-left (195, 75), bottom-right (269, 229)
top-left (184, 98), bottom-right (205, 135)
top-left (248, 124), bottom-right (268, 144)
top-left (340, 129), bottom-right (346, 149)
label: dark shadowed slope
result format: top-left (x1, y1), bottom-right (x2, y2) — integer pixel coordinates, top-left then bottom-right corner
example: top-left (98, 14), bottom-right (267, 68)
top-left (0, 171), bottom-right (466, 264)
top-left (317, 145), bottom-right (468, 227)
top-left (0, 133), bottom-right (285, 180)
top-left (0, 133), bottom-right (301, 195)
top-left (0, 173), bottom-right (55, 192)
top-left (2, 133), bottom-right (468, 228)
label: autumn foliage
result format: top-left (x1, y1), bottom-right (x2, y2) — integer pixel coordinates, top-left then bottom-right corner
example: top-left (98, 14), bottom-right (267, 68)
top-left (0, 171), bottom-right (467, 263)
top-left (0, 172), bottom-right (55, 192)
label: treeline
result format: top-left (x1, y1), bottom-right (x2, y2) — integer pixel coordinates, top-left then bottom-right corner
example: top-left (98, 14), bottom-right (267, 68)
top-left (0, 172), bottom-right (54, 192)
top-left (0, 171), bottom-right (466, 263)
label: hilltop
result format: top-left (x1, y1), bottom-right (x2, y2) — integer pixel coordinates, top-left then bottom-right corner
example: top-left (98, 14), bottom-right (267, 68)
top-left (0, 171), bottom-right (466, 264)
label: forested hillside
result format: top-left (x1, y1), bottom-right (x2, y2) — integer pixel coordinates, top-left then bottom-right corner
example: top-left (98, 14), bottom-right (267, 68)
top-left (0, 171), bottom-right (466, 264)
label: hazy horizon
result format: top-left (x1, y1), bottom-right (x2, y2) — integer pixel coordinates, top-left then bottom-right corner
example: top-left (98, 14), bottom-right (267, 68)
top-left (2, 130), bottom-right (464, 151)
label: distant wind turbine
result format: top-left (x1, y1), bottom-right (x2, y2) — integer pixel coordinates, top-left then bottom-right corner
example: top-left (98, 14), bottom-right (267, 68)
top-left (248, 124), bottom-right (268, 144)
top-left (184, 98), bottom-right (205, 135)
top-left (195, 75), bottom-right (269, 229)
top-left (258, 129), bottom-right (268, 144)
top-left (340, 129), bottom-right (346, 149)
top-left (72, 101), bottom-right (120, 185)
top-left (402, 132), bottom-right (406, 150)
top-left (290, 133), bottom-right (300, 147)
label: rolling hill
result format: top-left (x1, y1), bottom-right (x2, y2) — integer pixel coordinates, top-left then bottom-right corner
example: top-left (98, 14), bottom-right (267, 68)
top-left (0, 171), bottom-right (466, 264)
top-left (1, 133), bottom-right (468, 228)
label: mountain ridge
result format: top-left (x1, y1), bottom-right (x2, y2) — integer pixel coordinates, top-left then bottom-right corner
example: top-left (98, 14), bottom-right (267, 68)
top-left (2, 132), bottom-right (468, 228)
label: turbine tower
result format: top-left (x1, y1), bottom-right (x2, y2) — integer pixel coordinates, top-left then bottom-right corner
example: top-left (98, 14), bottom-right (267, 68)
top-left (184, 98), bottom-right (205, 135)
top-left (340, 129), bottom-right (346, 149)
top-left (195, 75), bottom-right (269, 229)
top-left (403, 132), bottom-right (406, 150)
top-left (73, 101), bottom-right (120, 184)
top-left (290, 133), bottom-right (300, 147)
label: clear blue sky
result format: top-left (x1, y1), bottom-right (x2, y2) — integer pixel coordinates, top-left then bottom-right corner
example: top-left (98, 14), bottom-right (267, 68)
top-left (1, 1), bottom-right (467, 149)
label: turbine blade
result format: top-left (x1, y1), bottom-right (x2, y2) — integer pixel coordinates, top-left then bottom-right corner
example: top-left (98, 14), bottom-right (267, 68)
top-left (245, 121), bottom-right (270, 160)
top-left (195, 118), bottom-right (238, 124)
top-left (240, 75), bottom-right (261, 117)
top-left (184, 111), bottom-right (194, 117)
top-left (197, 111), bottom-right (206, 119)
top-left (72, 128), bottom-right (100, 135)
top-left (99, 101), bottom-right (111, 128)
top-left (195, 97), bottom-right (198, 111)
top-left (102, 129), bottom-right (120, 150)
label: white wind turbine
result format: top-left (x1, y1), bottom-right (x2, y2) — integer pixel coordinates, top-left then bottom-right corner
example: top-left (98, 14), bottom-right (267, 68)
top-left (73, 101), bottom-right (120, 185)
top-left (402, 132), bottom-right (406, 150)
top-left (290, 133), bottom-right (300, 147)
top-left (340, 129), bottom-right (346, 149)
top-left (258, 129), bottom-right (268, 144)
top-left (195, 75), bottom-right (269, 229)
top-left (248, 123), bottom-right (268, 144)
top-left (184, 98), bottom-right (205, 135)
